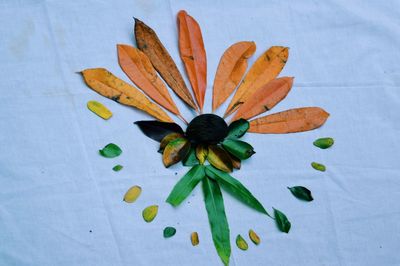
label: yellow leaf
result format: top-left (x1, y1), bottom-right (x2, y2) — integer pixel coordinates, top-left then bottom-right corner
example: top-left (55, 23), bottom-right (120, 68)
top-left (162, 138), bottom-right (191, 167)
top-left (159, 133), bottom-right (184, 152)
top-left (249, 229), bottom-right (260, 245)
top-left (225, 46), bottom-right (289, 117)
top-left (123, 185), bottom-right (142, 203)
top-left (80, 68), bottom-right (172, 122)
top-left (195, 144), bottom-right (208, 165)
top-left (142, 205), bottom-right (158, 223)
top-left (87, 100), bottom-right (112, 120)
top-left (236, 234), bottom-right (248, 251)
top-left (207, 145), bottom-right (233, 173)
top-left (191, 232), bottom-right (199, 246)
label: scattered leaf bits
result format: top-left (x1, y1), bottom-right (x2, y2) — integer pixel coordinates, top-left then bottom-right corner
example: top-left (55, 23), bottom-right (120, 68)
top-left (142, 205), bottom-right (158, 222)
top-left (248, 229), bottom-right (260, 245)
top-left (313, 137), bottom-right (334, 149)
top-left (163, 227), bottom-right (176, 238)
top-left (311, 162), bottom-right (326, 172)
top-left (236, 234), bottom-right (248, 251)
top-left (191, 232), bottom-right (199, 246)
top-left (87, 100), bottom-right (112, 120)
top-left (123, 186), bottom-right (142, 203)
top-left (99, 143), bottom-right (122, 158)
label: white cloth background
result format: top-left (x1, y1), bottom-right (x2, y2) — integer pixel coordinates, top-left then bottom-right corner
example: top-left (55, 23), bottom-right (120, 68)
top-left (1, 0), bottom-right (399, 265)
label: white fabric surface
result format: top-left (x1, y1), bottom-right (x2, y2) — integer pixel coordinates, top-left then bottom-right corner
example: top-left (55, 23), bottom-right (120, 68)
top-left (1, 0), bottom-right (400, 265)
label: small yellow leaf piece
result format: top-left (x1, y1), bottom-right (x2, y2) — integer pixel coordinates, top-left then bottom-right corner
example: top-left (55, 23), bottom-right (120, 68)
top-left (195, 144), bottom-right (208, 164)
top-left (142, 205), bottom-right (158, 223)
top-left (236, 234), bottom-right (248, 251)
top-left (162, 138), bottom-right (191, 167)
top-left (80, 68), bottom-right (172, 122)
top-left (87, 100), bottom-right (112, 120)
top-left (159, 133), bottom-right (184, 152)
top-left (207, 145), bottom-right (233, 173)
top-left (123, 185), bottom-right (142, 203)
top-left (191, 232), bottom-right (199, 246)
top-left (249, 229), bottom-right (260, 245)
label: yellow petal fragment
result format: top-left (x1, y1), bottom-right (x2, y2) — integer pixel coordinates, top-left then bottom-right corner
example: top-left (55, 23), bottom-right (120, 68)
top-left (87, 100), bottom-right (113, 120)
top-left (123, 185), bottom-right (142, 203)
top-left (249, 229), bottom-right (260, 245)
top-left (191, 232), bottom-right (199, 246)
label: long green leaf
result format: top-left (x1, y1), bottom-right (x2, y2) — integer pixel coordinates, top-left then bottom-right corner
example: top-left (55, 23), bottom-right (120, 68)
top-left (166, 165), bottom-right (205, 206)
top-left (206, 165), bottom-right (272, 218)
top-left (202, 177), bottom-right (231, 266)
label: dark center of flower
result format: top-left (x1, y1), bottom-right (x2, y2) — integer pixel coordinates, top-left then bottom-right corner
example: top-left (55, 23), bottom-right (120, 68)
top-left (186, 114), bottom-right (228, 144)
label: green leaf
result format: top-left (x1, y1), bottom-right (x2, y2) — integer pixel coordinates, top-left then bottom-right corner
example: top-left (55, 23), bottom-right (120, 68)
top-left (227, 119), bottom-right (249, 138)
top-left (112, 165), bottom-right (123, 171)
top-left (288, 186), bottom-right (313, 201)
top-left (163, 226), bottom-right (176, 238)
top-left (205, 165), bottom-right (272, 218)
top-left (273, 208), bottom-right (291, 233)
top-left (182, 147), bottom-right (199, 166)
top-left (166, 165), bottom-right (206, 206)
top-left (235, 234), bottom-right (248, 251)
top-left (222, 139), bottom-right (255, 160)
top-left (313, 137), bottom-right (334, 149)
top-left (202, 177), bottom-right (231, 266)
top-left (99, 143), bottom-right (122, 158)
top-left (311, 162), bottom-right (326, 172)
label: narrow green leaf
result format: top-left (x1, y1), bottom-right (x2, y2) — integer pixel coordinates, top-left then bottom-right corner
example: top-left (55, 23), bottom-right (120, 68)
top-left (205, 165), bottom-right (272, 218)
top-left (273, 208), bottom-right (291, 233)
top-left (166, 165), bottom-right (205, 206)
top-left (163, 227), bottom-right (176, 238)
top-left (227, 119), bottom-right (249, 138)
top-left (288, 186), bottom-right (313, 201)
top-left (202, 177), bottom-right (231, 266)
top-left (313, 137), bottom-right (334, 149)
top-left (99, 143), bottom-right (122, 158)
top-left (182, 147), bottom-right (199, 166)
top-left (222, 139), bottom-right (255, 160)
top-left (311, 162), bottom-right (326, 172)
top-left (112, 165), bottom-right (123, 171)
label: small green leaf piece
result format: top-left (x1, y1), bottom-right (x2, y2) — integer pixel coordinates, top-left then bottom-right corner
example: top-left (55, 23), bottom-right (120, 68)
top-left (196, 144), bottom-right (208, 164)
top-left (205, 165), bottom-right (271, 218)
top-left (99, 143), bottom-right (122, 158)
top-left (182, 147), bottom-right (199, 166)
top-left (163, 226), bottom-right (176, 238)
top-left (313, 137), bottom-right (334, 149)
top-left (227, 119), bottom-right (249, 138)
top-left (112, 165), bottom-right (123, 171)
top-left (222, 139), bottom-right (255, 160)
top-left (273, 208), bottom-right (291, 233)
top-left (288, 186), bottom-right (313, 201)
top-left (311, 162), bottom-right (326, 172)
top-left (207, 145), bottom-right (233, 173)
top-left (142, 205), bottom-right (158, 222)
top-left (202, 177), bottom-right (231, 266)
top-left (163, 138), bottom-right (191, 167)
top-left (236, 234), bottom-right (248, 250)
top-left (123, 185), bottom-right (142, 203)
top-left (249, 229), bottom-right (260, 245)
top-left (166, 165), bottom-right (205, 206)
top-left (87, 100), bottom-right (113, 120)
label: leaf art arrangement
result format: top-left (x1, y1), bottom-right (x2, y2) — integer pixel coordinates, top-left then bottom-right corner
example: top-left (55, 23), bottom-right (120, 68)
top-left (80, 10), bottom-right (333, 265)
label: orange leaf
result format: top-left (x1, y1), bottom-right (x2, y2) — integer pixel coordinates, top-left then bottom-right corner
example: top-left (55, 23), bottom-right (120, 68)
top-left (117, 44), bottom-right (180, 115)
top-left (134, 18), bottom-right (198, 111)
top-left (177, 10), bottom-right (207, 111)
top-left (232, 77), bottom-right (294, 121)
top-left (249, 107), bottom-right (329, 134)
top-left (212, 41), bottom-right (256, 112)
top-left (80, 68), bottom-right (173, 122)
top-left (224, 46), bottom-right (289, 117)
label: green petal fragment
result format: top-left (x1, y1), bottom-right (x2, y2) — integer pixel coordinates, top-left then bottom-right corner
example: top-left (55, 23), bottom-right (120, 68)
top-left (112, 165), bottom-right (123, 171)
top-left (227, 119), bottom-right (249, 138)
top-left (87, 100), bottom-right (113, 120)
top-left (142, 205), bottom-right (158, 222)
top-left (166, 165), bottom-right (206, 206)
top-left (311, 162), bottom-right (326, 172)
top-left (313, 137), bottom-right (334, 149)
top-left (99, 143), bottom-right (122, 158)
top-left (183, 146), bottom-right (199, 166)
top-left (236, 234), bottom-right (248, 250)
top-left (273, 208), bottom-right (291, 233)
top-left (205, 165), bottom-right (272, 218)
top-left (163, 226), bottom-right (176, 238)
top-left (288, 186), bottom-right (313, 201)
top-left (222, 139), bottom-right (255, 160)
top-left (202, 177), bottom-right (231, 266)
